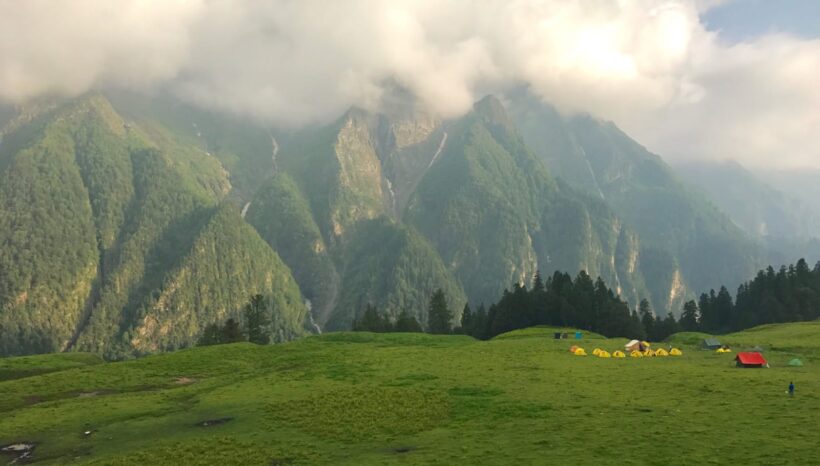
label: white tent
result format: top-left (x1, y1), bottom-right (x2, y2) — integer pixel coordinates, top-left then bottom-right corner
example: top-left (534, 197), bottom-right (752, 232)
top-left (625, 339), bottom-right (641, 351)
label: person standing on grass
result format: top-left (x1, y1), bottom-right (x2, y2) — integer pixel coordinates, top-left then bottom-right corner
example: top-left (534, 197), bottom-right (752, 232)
top-left (789, 382), bottom-right (794, 397)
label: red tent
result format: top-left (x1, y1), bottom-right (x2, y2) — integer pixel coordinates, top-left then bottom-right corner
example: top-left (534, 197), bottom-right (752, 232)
top-left (735, 352), bottom-right (767, 368)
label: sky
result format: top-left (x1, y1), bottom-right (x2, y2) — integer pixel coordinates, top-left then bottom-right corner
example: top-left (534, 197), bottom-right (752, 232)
top-left (0, 0), bottom-right (818, 169)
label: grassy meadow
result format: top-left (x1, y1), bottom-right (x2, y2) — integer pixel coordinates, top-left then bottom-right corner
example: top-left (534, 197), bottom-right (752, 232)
top-left (1, 323), bottom-right (818, 465)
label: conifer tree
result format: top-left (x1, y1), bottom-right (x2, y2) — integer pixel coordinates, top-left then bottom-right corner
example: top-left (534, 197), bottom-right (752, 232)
top-left (427, 289), bottom-right (453, 334)
top-left (198, 323), bottom-right (222, 346)
top-left (679, 300), bottom-right (699, 332)
top-left (221, 318), bottom-right (244, 343)
top-left (459, 303), bottom-right (473, 335)
top-left (639, 299), bottom-right (655, 340)
top-left (353, 304), bottom-right (391, 332)
top-left (395, 310), bottom-right (423, 332)
top-left (244, 294), bottom-right (272, 345)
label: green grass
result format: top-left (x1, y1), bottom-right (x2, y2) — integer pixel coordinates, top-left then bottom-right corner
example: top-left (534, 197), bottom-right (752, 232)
top-left (0, 323), bottom-right (818, 465)
top-left (0, 353), bottom-right (103, 381)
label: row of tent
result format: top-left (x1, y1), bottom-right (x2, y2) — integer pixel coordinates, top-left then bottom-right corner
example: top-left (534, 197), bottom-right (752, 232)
top-left (569, 346), bottom-right (683, 358)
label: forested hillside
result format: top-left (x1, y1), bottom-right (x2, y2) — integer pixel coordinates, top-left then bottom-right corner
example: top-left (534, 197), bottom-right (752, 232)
top-left (0, 95), bottom-right (307, 358)
top-left (510, 94), bottom-right (766, 312)
top-left (1, 91), bottom-right (800, 357)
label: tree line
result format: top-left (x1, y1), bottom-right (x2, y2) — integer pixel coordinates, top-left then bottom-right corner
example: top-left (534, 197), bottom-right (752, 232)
top-left (353, 258), bottom-right (820, 341)
top-left (353, 271), bottom-right (661, 341)
top-left (198, 294), bottom-right (274, 346)
top-left (203, 258), bottom-right (820, 347)
top-left (681, 258), bottom-right (820, 334)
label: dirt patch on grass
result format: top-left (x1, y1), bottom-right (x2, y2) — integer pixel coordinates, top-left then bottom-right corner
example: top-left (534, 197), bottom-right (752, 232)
top-left (390, 446), bottom-right (416, 454)
top-left (270, 457), bottom-right (294, 465)
top-left (1, 442), bottom-right (36, 463)
top-left (77, 389), bottom-right (116, 398)
top-left (174, 377), bottom-right (196, 385)
top-left (196, 417), bottom-right (233, 427)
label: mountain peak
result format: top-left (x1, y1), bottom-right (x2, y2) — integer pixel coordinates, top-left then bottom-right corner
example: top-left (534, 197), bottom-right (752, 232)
top-left (473, 95), bottom-right (514, 132)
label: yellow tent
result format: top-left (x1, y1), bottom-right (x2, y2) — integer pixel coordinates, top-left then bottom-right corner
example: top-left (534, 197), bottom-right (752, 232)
top-left (655, 348), bottom-right (669, 357)
top-left (723, 348), bottom-right (732, 353)
top-left (644, 349), bottom-right (654, 357)
top-left (612, 350), bottom-right (626, 358)
top-left (592, 348), bottom-right (602, 356)
top-left (642, 341), bottom-right (651, 347)
top-left (716, 348), bottom-right (726, 354)
top-left (670, 348), bottom-right (682, 356)
top-left (574, 348), bottom-right (587, 356)
top-left (630, 350), bottom-right (643, 358)
top-left (598, 350), bottom-right (611, 358)
top-left (570, 345), bottom-right (579, 353)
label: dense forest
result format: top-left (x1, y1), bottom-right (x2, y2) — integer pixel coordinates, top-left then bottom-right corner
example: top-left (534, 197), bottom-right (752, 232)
top-left (352, 258), bottom-right (820, 343)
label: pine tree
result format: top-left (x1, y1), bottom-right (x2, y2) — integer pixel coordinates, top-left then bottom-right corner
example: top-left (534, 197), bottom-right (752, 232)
top-left (459, 303), bottom-right (473, 335)
top-left (639, 299), bottom-right (655, 340)
top-left (198, 323), bottom-right (222, 346)
top-left (221, 318), bottom-right (244, 343)
top-left (473, 304), bottom-right (488, 340)
top-left (698, 291), bottom-right (718, 333)
top-left (679, 300), bottom-right (699, 332)
top-left (244, 294), bottom-right (272, 345)
top-left (353, 304), bottom-right (390, 332)
top-left (395, 310), bottom-right (423, 332)
top-left (427, 289), bottom-right (453, 334)
top-left (715, 286), bottom-right (734, 333)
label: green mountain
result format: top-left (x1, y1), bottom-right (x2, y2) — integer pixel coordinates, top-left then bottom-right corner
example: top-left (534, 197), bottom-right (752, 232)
top-left (675, 160), bottom-right (820, 239)
top-left (0, 95), bottom-right (307, 357)
top-left (405, 96), bottom-right (651, 308)
top-left (1, 90), bottom-right (782, 356)
top-left (509, 95), bottom-right (764, 312)
top-left (675, 160), bottom-right (820, 267)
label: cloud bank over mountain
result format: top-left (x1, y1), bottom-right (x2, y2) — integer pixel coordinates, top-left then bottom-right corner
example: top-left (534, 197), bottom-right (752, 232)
top-left (1, 0), bottom-right (817, 168)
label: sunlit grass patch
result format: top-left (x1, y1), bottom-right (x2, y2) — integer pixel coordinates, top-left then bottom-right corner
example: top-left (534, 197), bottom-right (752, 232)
top-left (266, 385), bottom-right (449, 441)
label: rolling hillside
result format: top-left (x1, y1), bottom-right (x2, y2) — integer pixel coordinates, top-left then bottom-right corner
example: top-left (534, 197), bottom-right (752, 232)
top-left (0, 323), bottom-right (816, 464)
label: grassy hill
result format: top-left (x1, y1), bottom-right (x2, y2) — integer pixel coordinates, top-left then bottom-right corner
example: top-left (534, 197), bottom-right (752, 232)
top-left (1, 323), bottom-right (817, 464)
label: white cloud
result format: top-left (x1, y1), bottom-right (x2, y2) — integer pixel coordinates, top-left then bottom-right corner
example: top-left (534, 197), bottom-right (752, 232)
top-left (0, 0), bottom-right (817, 168)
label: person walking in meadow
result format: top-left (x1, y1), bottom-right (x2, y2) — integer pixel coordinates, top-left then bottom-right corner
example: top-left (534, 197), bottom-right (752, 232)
top-left (789, 382), bottom-right (794, 397)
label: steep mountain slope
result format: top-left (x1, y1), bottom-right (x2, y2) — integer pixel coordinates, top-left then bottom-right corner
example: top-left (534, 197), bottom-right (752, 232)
top-left (1, 90), bottom-right (779, 355)
top-left (245, 173), bottom-right (338, 325)
top-left (405, 97), bottom-right (652, 308)
top-left (510, 96), bottom-right (764, 311)
top-left (0, 95), bottom-right (307, 357)
top-left (261, 111), bottom-right (468, 328)
top-left (676, 160), bottom-right (820, 268)
top-left (330, 218), bottom-right (467, 330)
top-left (676, 160), bottom-right (820, 239)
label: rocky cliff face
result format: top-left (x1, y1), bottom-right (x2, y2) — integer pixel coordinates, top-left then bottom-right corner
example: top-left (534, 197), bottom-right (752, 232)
top-left (510, 94), bottom-right (765, 313)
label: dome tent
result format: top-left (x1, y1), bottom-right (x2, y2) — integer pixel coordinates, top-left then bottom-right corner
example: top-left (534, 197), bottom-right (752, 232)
top-left (612, 350), bottom-right (626, 358)
top-left (574, 348), bottom-right (587, 356)
top-left (630, 350), bottom-right (643, 358)
top-left (670, 348), bottom-right (683, 356)
top-left (655, 348), bottom-right (669, 357)
top-left (625, 340), bottom-right (641, 352)
top-left (598, 350), bottom-right (611, 358)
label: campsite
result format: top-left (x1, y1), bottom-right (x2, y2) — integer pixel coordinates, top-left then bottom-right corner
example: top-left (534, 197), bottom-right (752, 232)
top-left (0, 322), bottom-right (818, 465)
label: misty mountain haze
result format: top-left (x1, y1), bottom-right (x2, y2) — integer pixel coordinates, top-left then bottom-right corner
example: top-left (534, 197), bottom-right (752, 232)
top-left (2, 0), bottom-right (820, 169)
